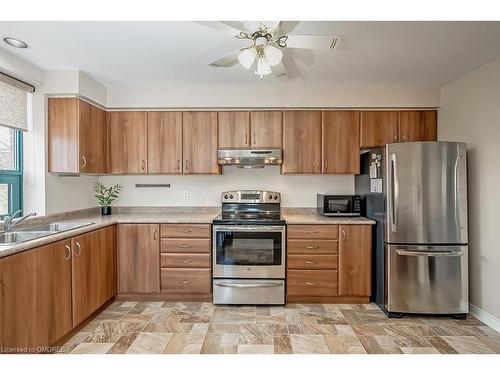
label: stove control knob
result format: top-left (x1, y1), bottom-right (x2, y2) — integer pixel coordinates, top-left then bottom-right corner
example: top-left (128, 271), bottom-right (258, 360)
top-left (229, 194), bottom-right (234, 199)
top-left (224, 194), bottom-right (228, 199)
top-left (274, 195), bottom-right (278, 200)
top-left (268, 194), bottom-right (272, 200)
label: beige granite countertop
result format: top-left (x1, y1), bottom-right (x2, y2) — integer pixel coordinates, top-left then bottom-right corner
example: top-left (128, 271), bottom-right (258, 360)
top-left (0, 206), bottom-right (374, 258)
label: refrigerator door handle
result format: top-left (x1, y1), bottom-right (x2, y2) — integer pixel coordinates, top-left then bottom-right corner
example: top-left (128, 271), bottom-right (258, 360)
top-left (396, 249), bottom-right (463, 257)
top-left (390, 153), bottom-right (399, 232)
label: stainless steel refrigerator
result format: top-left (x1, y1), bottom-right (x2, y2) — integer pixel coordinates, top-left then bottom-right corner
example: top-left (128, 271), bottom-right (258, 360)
top-left (355, 141), bottom-right (468, 318)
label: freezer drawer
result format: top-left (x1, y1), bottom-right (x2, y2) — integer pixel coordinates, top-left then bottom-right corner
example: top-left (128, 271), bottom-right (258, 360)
top-left (386, 244), bottom-right (468, 314)
top-left (213, 279), bottom-right (285, 305)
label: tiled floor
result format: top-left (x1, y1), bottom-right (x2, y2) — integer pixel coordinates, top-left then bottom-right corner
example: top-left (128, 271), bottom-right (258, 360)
top-left (61, 301), bottom-right (500, 354)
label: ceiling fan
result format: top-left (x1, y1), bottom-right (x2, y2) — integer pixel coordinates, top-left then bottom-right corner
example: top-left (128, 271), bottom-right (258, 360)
top-left (197, 21), bottom-right (340, 78)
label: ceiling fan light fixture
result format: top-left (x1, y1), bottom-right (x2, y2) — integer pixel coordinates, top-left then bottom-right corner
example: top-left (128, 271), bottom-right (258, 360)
top-left (255, 56), bottom-right (272, 78)
top-left (238, 48), bottom-right (257, 69)
top-left (264, 44), bottom-right (283, 66)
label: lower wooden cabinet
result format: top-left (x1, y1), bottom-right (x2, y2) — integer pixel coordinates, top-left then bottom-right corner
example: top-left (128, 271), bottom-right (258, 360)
top-left (286, 224), bottom-right (372, 303)
top-left (0, 240), bottom-right (73, 351)
top-left (118, 224), bottom-right (160, 294)
top-left (72, 226), bottom-right (117, 327)
top-left (338, 225), bottom-right (372, 297)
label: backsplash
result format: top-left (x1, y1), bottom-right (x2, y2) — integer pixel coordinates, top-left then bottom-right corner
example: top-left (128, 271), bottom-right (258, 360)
top-left (99, 166), bottom-right (354, 207)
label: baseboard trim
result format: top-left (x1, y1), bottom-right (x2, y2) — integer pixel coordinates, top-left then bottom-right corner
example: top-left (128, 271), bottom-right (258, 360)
top-left (469, 303), bottom-right (500, 333)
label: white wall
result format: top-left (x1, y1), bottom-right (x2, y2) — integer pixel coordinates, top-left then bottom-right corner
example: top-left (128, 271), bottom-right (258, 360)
top-left (100, 167), bottom-right (353, 207)
top-left (107, 84), bottom-right (440, 109)
top-left (439, 57), bottom-right (500, 323)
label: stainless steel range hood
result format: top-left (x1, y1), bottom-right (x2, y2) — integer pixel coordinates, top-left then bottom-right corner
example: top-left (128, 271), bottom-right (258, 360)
top-left (217, 149), bottom-right (282, 168)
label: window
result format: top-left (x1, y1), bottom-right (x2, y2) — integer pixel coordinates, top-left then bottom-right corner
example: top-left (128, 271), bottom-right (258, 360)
top-left (0, 125), bottom-right (23, 218)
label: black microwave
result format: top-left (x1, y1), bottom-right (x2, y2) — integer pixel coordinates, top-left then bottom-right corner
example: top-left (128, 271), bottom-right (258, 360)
top-left (317, 194), bottom-right (361, 217)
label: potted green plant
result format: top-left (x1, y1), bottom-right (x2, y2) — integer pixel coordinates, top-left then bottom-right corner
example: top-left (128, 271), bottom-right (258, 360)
top-left (94, 182), bottom-right (122, 215)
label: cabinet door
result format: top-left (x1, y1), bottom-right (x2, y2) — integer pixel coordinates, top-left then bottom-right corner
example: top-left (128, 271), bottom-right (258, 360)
top-left (338, 225), bottom-right (372, 296)
top-left (147, 112), bottom-right (183, 174)
top-left (398, 111), bottom-right (422, 142)
top-left (118, 224), bottom-right (160, 294)
top-left (182, 112), bottom-right (219, 174)
top-left (109, 111), bottom-right (148, 174)
top-left (360, 111), bottom-right (398, 148)
top-left (322, 111), bottom-right (360, 174)
top-left (48, 98), bottom-right (79, 173)
top-left (420, 110), bottom-right (437, 141)
top-left (79, 100), bottom-right (108, 173)
top-left (282, 111), bottom-right (322, 174)
top-left (250, 111), bottom-right (282, 148)
top-left (0, 240), bottom-right (72, 350)
top-left (72, 226), bottom-right (117, 327)
top-left (218, 111), bottom-right (250, 148)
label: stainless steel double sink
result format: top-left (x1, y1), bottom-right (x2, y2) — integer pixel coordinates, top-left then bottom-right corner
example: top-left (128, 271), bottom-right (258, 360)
top-left (0, 222), bottom-right (95, 246)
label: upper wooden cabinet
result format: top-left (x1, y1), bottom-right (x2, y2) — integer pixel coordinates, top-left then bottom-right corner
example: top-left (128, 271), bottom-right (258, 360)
top-left (182, 112), bottom-right (219, 174)
top-left (109, 111), bottom-right (148, 174)
top-left (282, 111), bottom-right (322, 174)
top-left (322, 111), bottom-right (360, 174)
top-left (218, 111), bottom-right (250, 148)
top-left (71, 226), bottom-right (116, 327)
top-left (250, 111), bottom-right (283, 148)
top-left (399, 110), bottom-right (437, 142)
top-left (0, 240), bottom-right (73, 351)
top-left (360, 111), bottom-right (399, 148)
top-left (338, 225), bottom-right (372, 297)
top-left (48, 98), bottom-right (108, 174)
top-left (147, 112), bottom-right (183, 174)
top-left (118, 224), bottom-right (160, 294)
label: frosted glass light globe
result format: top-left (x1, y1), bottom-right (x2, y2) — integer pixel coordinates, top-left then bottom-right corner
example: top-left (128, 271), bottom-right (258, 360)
top-left (238, 48), bottom-right (257, 69)
top-left (264, 45), bottom-right (283, 66)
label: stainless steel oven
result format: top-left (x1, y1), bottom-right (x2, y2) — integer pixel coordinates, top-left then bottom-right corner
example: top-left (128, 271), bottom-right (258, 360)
top-left (213, 225), bottom-right (286, 279)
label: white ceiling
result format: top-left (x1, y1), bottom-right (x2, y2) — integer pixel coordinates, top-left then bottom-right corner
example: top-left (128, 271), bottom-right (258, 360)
top-left (1, 21), bottom-right (500, 87)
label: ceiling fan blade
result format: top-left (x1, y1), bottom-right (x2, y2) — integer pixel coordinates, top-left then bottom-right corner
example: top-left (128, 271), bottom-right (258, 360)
top-left (275, 21), bottom-right (300, 36)
top-left (285, 35), bottom-right (339, 50)
top-left (280, 50), bottom-right (302, 79)
top-left (272, 62), bottom-right (286, 78)
top-left (196, 21), bottom-right (247, 36)
top-left (287, 48), bottom-right (315, 67)
top-left (208, 50), bottom-right (240, 68)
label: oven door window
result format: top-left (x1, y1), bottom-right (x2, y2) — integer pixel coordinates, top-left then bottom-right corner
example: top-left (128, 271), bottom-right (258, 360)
top-left (215, 231), bottom-right (282, 266)
top-left (328, 199), bottom-right (351, 213)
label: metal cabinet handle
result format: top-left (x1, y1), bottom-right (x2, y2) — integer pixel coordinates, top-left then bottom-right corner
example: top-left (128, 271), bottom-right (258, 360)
top-left (306, 230), bottom-right (319, 234)
top-left (179, 228), bottom-right (192, 233)
top-left (324, 159), bottom-right (328, 171)
top-left (179, 280), bottom-right (192, 285)
top-left (81, 155), bottom-right (87, 169)
top-left (244, 133), bottom-right (248, 145)
top-left (305, 281), bottom-right (315, 286)
top-left (305, 245), bottom-right (319, 249)
top-left (141, 160), bottom-right (146, 170)
top-left (393, 133), bottom-right (398, 143)
top-left (75, 242), bottom-right (82, 256)
top-left (341, 229), bottom-right (346, 241)
top-left (253, 133), bottom-right (256, 145)
top-left (305, 260), bottom-right (316, 265)
top-left (177, 159), bottom-right (180, 171)
top-left (64, 245), bottom-right (71, 260)
top-left (185, 160), bottom-right (188, 171)
top-left (177, 243), bottom-right (192, 248)
top-left (153, 228), bottom-right (158, 241)
top-left (178, 259), bottom-right (192, 263)
top-left (402, 134), bottom-right (407, 142)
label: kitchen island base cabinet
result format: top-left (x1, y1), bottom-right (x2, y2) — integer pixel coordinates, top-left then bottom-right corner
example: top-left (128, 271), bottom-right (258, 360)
top-left (0, 240), bottom-right (73, 352)
top-left (118, 224), bottom-right (160, 295)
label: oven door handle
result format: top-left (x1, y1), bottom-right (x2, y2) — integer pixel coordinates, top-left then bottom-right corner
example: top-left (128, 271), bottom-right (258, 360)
top-left (214, 281), bottom-right (284, 288)
top-left (213, 225), bottom-right (285, 232)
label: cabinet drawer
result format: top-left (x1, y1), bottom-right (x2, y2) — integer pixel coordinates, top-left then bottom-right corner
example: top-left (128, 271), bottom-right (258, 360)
top-left (287, 270), bottom-right (338, 296)
top-left (161, 268), bottom-right (211, 294)
top-left (160, 224), bottom-right (211, 238)
top-left (287, 254), bottom-right (338, 270)
top-left (287, 239), bottom-right (338, 254)
top-left (287, 225), bottom-right (338, 239)
top-left (160, 253), bottom-right (211, 268)
top-left (161, 238), bottom-right (211, 253)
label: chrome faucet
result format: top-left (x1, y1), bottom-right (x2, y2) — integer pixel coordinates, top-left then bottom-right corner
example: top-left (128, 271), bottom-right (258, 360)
top-left (2, 210), bottom-right (37, 232)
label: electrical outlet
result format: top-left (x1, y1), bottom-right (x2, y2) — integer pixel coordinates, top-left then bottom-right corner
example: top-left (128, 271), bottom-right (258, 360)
top-left (183, 191), bottom-right (189, 200)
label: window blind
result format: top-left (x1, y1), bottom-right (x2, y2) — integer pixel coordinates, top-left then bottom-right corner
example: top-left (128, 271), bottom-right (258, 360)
top-left (0, 72), bottom-right (34, 131)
